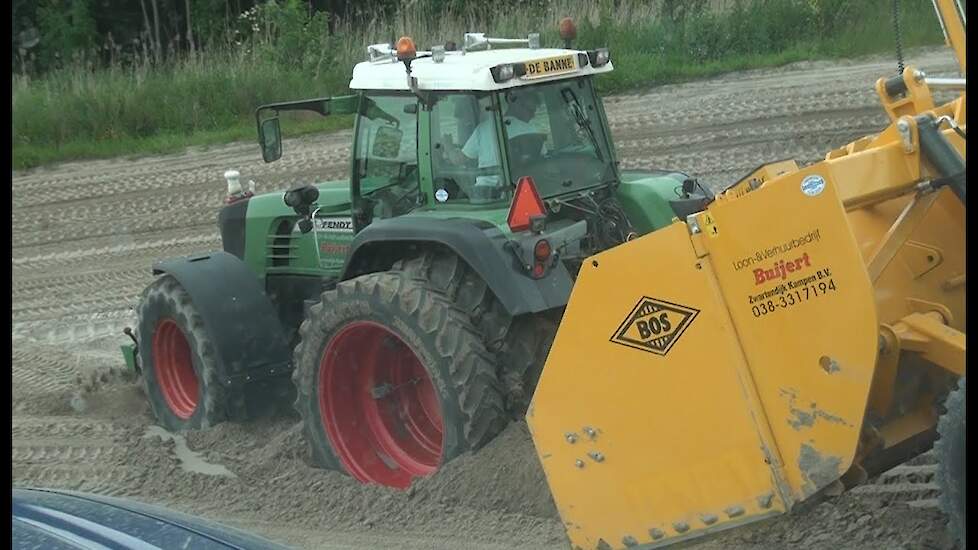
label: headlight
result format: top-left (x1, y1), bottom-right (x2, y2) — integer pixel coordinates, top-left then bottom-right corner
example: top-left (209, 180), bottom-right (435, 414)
top-left (497, 64), bottom-right (514, 81)
top-left (588, 48), bottom-right (610, 67)
top-left (490, 63), bottom-right (527, 83)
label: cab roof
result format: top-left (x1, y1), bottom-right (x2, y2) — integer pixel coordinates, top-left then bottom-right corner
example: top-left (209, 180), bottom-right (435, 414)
top-left (348, 47), bottom-right (614, 92)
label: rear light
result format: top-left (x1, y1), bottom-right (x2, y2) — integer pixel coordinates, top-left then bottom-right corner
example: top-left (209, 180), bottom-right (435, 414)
top-left (530, 239), bottom-right (551, 279)
top-left (534, 239), bottom-right (551, 260)
top-left (507, 176), bottom-right (547, 232)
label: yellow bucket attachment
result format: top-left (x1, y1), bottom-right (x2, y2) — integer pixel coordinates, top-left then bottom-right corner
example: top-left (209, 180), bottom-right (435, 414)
top-left (528, 167), bottom-right (880, 549)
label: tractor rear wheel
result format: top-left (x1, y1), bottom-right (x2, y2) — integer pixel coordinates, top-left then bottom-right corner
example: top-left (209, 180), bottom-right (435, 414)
top-left (136, 275), bottom-right (227, 431)
top-left (392, 250), bottom-right (559, 416)
top-left (935, 376), bottom-right (965, 547)
top-left (502, 312), bottom-right (559, 414)
top-left (292, 270), bottom-right (507, 489)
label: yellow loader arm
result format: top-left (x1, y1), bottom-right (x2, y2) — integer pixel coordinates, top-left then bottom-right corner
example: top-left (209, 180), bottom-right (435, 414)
top-left (528, 3), bottom-right (965, 549)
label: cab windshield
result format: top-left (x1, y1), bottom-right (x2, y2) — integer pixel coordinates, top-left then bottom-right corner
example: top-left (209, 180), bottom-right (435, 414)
top-left (430, 78), bottom-right (614, 203)
top-left (499, 78), bottom-right (614, 197)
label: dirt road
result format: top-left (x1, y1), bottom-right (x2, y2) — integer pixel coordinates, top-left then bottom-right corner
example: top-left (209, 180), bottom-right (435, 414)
top-left (12, 47), bottom-right (961, 549)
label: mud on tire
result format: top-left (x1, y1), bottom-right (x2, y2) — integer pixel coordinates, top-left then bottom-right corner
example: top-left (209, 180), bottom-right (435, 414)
top-left (935, 376), bottom-right (965, 547)
top-left (392, 251), bottom-right (511, 352)
top-left (501, 312), bottom-right (559, 414)
top-left (392, 250), bottom-right (559, 416)
top-left (135, 275), bottom-right (227, 431)
top-left (291, 270), bottom-right (508, 487)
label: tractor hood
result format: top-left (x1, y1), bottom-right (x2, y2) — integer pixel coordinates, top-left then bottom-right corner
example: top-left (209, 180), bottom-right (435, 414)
top-left (246, 178), bottom-right (352, 219)
top-left (236, 178), bottom-right (355, 277)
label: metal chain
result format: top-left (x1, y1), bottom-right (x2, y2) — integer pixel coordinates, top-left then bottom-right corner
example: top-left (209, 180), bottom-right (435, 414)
top-left (892, 0), bottom-right (905, 75)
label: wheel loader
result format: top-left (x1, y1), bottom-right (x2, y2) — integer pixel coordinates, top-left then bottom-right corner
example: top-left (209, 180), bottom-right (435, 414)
top-left (527, 1), bottom-right (966, 549)
top-left (122, 21), bottom-right (714, 488)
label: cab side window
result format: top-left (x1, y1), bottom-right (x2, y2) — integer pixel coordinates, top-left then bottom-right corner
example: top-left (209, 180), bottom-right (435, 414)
top-left (430, 93), bottom-right (505, 203)
top-left (354, 94), bottom-right (419, 218)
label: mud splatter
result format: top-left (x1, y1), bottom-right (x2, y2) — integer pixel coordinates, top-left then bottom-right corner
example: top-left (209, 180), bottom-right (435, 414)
top-left (798, 443), bottom-right (843, 497)
top-left (144, 425), bottom-right (237, 478)
top-left (780, 388), bottom-right (851, 430)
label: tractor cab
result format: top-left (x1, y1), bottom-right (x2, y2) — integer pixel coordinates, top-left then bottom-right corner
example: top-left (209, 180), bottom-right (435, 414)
top-left (256, 30), bottom-right (623, 231)
top-left (239, 25), bottom-right (709, 308)
top-left (346, 35), bottom-right (618, 218)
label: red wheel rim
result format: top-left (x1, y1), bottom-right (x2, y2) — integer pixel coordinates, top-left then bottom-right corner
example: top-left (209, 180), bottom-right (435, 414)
top-left (319, 321), bottom-right (444, 489)
top-left (152, 318), bottom-right (199, 420)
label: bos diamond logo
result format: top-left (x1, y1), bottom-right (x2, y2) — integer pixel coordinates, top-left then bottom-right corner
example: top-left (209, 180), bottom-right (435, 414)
top-left (610, 297), bottom-right (699, 356)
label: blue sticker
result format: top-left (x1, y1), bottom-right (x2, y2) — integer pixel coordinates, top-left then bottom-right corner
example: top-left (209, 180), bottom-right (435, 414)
top-left (435, 188), bottom-right (449, 202)
top-left (800, 175), bottom-right (826, 197)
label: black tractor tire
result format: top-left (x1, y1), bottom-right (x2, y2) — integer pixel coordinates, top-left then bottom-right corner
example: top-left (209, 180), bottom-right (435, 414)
top-left (391, 250), bottom-right (560, 416)
top-left (392, 250), bottom-right (511, 352)
top-left (502, 312), bottom-right (560, 415)
top-left (291, 270), bottom-right (508, 484)
top-left (935, 376), bottom-right (966, 548)
top-left (135, 275), bottom-right (228, 431)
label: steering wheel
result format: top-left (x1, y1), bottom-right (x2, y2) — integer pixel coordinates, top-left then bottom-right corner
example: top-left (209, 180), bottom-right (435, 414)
top-left (509, 133), bottom-right (547, 163)
top-left (369, 185), bottom-right (419, 218)
top-left (365, 165), bottom-right (421, 217)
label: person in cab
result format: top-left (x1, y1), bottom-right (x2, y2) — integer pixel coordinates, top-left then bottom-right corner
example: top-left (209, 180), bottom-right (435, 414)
top-left (446, 89), bottom-right (546, 170)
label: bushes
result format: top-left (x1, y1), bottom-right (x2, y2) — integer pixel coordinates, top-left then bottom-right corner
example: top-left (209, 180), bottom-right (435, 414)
top-left (238, 0), bottom-right (335, 75)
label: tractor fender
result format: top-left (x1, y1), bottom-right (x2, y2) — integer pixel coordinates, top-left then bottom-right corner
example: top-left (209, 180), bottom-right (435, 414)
top-left (151, 251), bottom-right (292, 388)
top-left (341, 217), bottom-right (573, 316)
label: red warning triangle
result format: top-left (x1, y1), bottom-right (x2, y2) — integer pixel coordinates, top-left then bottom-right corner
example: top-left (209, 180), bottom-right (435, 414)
top-left (507, 176), bottom-right (546, 232)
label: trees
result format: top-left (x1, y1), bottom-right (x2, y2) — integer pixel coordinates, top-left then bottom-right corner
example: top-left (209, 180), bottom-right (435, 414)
top-left (11, 0), bottom-right (404, 75)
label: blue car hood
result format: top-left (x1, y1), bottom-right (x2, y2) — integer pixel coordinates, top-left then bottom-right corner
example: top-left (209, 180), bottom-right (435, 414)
top-left (12, 488), bottom-right (293, 550)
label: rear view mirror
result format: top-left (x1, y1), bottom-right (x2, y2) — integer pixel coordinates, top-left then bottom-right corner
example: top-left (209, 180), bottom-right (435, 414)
top-left (254, 95), bottom-right (359, 163)
top-left (259, 117), bottom-right (282, 163)
top-left (372, 126), bottom-right (403, 158)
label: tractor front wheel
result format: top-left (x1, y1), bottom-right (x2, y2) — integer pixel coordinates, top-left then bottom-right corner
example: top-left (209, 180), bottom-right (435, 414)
top-left (136, 275), bottom-right (227, 431)
top-left (935, 376), bottom-right (966, 547)
top-left (292, 271), bottom-right (507, 489)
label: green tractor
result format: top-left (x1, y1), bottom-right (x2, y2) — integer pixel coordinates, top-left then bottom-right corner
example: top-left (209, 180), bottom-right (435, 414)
top-left (123, 26), bottom-right (713, 489)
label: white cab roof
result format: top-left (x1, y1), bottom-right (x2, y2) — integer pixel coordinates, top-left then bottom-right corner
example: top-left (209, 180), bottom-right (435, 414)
top-left (349, 47), bottom-right (613, 92)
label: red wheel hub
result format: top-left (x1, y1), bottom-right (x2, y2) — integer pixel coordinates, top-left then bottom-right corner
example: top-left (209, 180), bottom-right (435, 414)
top-left (319, 321), bottom-right (444, 489)
top-left (152, 318), bottom-right (199, 420)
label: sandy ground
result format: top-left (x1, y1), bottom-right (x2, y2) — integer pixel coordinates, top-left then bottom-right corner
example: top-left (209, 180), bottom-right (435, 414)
top-left (11, 46), bottom-right (963, 550)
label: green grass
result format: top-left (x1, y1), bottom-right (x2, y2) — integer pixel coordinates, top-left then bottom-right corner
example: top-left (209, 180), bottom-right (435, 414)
top-left (12, 0), bottom-right (946, 171)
